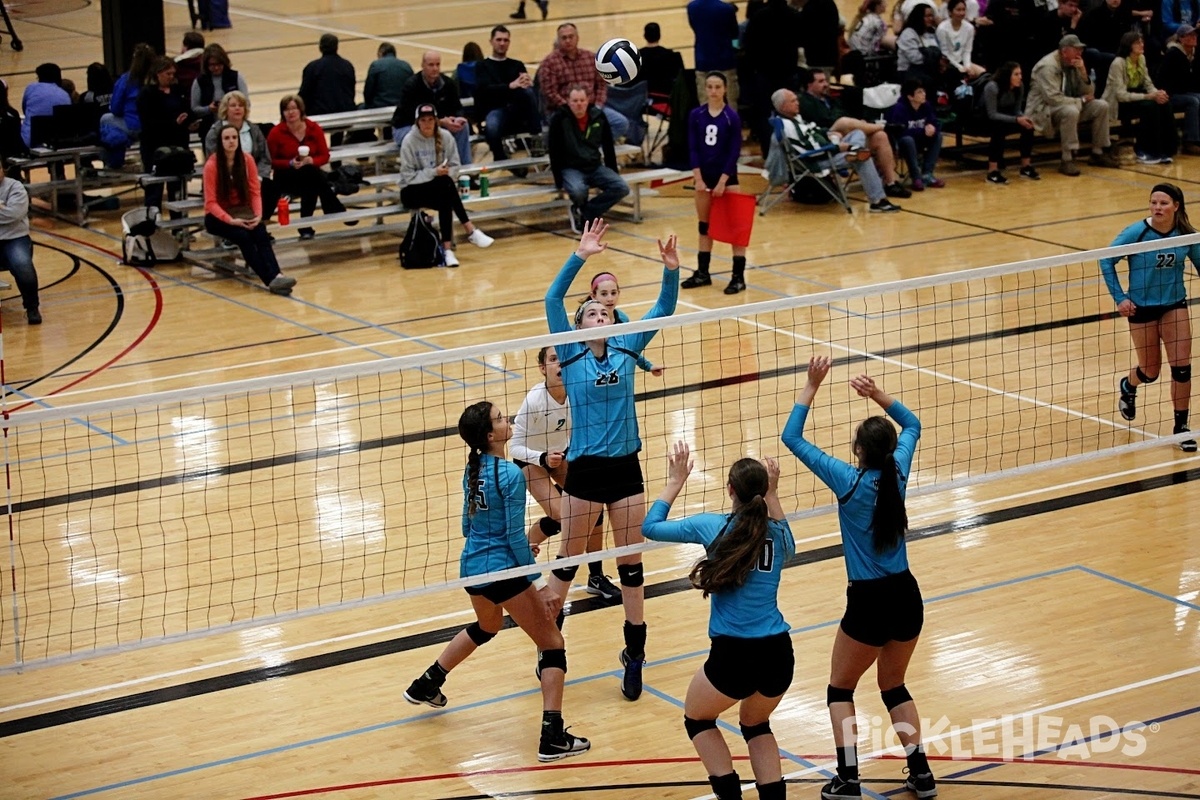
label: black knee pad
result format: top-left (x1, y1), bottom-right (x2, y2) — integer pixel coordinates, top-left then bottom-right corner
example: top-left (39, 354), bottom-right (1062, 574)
top-left (465, 622), bottom-right (496, 646)
top-left (881, 684), bottom-right (913, 711)
top-left (1172, 364), bottom-right (1191, 383)
top-left (698, 220), bottom-right (709, 236)
top-left (684, 715), bottom-right (719, 740)
top-left (538, 647), bottom-right (567, 674)
top-left (827, 685), bottom-right (855, 706)
top-left (1137, 366), bottom-right (1158, 384)
top-left (740, 720), bottom-right (772, 742)
top-left (617, 563), bottom-right (644, 587)
top-left (551, 563), bottom-right (579, 582)
top-left (538, 516), bottom-right (562, 537)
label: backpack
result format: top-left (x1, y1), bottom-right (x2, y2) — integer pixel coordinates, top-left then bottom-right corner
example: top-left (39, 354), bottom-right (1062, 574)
top-left (121, 207), bottom-right (182, 266)
top-left (330, 163), bottom-right (364, 196)
top-left (152, 145), bottom-right (196, 177)
top-left (398, 211), bottom-right (445, 268)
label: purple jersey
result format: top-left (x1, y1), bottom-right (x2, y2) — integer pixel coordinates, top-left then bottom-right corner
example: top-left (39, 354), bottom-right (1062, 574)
top-left (688, 104), bottom-right (742, 179)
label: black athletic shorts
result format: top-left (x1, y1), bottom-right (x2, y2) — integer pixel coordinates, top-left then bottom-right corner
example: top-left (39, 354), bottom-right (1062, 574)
top-left (563, 452), bottom-right (644, 504)
top-left (465, 575), bottom-right (533, 605)
top-left (840, 569), bottom-right (924, 647)
top-left (1130, 298), bottom-right (1187, 324)
top-left (700, 169), bottom-right (739, 191)
top-left (704, 631), bottom-right (795, 700)
top-left (513, 458), bottom-right (532, 469)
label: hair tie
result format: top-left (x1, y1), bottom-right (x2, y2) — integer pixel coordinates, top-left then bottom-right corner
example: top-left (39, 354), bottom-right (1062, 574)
top-left (574, 299), bottom-right (604, 326)
top-left (590, 272), bottom-right (618, 292)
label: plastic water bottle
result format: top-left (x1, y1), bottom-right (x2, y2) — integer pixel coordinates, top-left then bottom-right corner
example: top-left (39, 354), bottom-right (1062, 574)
top-left (479, 167), bottom-right (490, 198)
top-left (276, 196), bottom-right (290, 226)
top-left (459, 174), bottom-right (470, 199)
top-left (1088, 68), bottom-right (1096, 85)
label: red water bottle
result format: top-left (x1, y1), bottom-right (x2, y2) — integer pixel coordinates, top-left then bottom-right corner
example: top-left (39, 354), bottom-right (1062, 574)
top-left (277, 196), bottom-right (290, 226)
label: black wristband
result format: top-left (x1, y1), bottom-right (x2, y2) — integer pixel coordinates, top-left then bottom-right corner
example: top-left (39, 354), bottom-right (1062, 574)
top-left (539, 452), bottom-right (549, 469)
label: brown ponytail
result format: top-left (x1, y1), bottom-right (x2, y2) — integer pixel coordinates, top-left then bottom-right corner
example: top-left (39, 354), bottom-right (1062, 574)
top-left (689, 459), bottom-right (772, 597)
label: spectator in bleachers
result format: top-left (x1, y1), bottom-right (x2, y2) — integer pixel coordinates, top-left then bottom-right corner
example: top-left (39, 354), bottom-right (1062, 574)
top-left (398, 104), bottom-right (494, 268)
top-left (848, 0), bottom-right (895, 56)
top-left (539, 23), bottom-right (631, 140)
top-left (510, 0), bottom-right (549, 20)
top-left (1163, 0), bottom-right (1199, 36)
top-left (474, 25), bottom-right (541, 163)
top-left (191, 44), bottom-right (249, 154)
top-left (204, 123), bottom-right (296, 295)
top-left (1103, 31), bottom-right (1178, 163)
top-left (393, 52), bottom-right (472, 166)
top-left (798, 0), bottom-right (843, 70)
top-left (886, 77), bottom-right (946, 189)
top-left (299, 34), bottom-right (357, 116)
top-left (0, 80), bottom-right (28, 165)
top-left (689, 0), bottom-right (741, 108)
top-left (454, 42), bottom-right (484, 104)
top-left (937, 0), bottom-right (978, 22)
top-left (800, 68), bottom-right (910, 196)
top-left (1157, 24), bottom-right (1199, 154)
top-left (979, 0), bottom-right (1027, 69)
top-left (742, 0), bottom-right (804, 154)
top-left (208, 0), bottom-right (232, 29)
top-left (81, 63), bottom-right (114, 113)
top-left (896, 5), bottom-right (944, 86)
top-left (0, 159), bottom-right (41, 324)
top-left (174, 32), bottom-right (206, 97)
top-left (1030, 0), bottom-right (1084, 79)
top-left (204, 91), bottom-right (279, 221)
top-left (20, 63), bottom-right (72, 148)
top-left (892, 0), bottom-right (935, 35)
top-left (937, 0), bottom-right (986, 80)
top-left (138, 57), bottom-right (198, 217)
top-left (547, 85), bottom-right (630, 231)
top-left (101, 42), bottom-right (156, 168)
top-left (1026, 34), bottom-right (1120, 175)
top-left (1079, 0), bottom-right (1132, 98)
top-left (267, 94), bottom-right (349, 240)
top-left (364, 43), bottom-right (414, 109)
top-left (636, 23), bottom-right (685, 102)
top-left (981, 62), bottom-right (1040, 183)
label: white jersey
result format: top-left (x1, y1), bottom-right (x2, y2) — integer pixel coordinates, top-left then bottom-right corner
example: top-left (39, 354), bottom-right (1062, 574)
top-left (510, 382), bottom-right (570, 464)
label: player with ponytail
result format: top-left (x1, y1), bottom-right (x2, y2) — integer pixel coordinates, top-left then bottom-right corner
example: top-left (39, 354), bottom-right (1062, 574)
top-left (642, 443), bottom-right (794, 800)
top-left (782, 357), bottom-right (935, 800)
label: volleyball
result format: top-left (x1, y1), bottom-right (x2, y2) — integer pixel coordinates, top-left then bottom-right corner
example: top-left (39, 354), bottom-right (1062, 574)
top-left (595, 38), bottom-right (641, 86)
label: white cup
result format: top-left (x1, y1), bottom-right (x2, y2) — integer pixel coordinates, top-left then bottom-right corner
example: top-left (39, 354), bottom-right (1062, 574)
top-left (297, 145), bottom-right (310, 158)
top-left (828, 132), bottom-right (842, 145)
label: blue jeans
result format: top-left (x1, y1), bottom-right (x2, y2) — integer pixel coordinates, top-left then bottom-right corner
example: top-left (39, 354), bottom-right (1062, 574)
top-left (600, 105), bottom-right (629, 141)
top-left (1170, 92), bottom-right (1200, 144)
top-left (835, 129), bottom-right (885, 203)
top-left (560, 166), bottom-right (629, 222)
top-left (896, 132), bottom-right (942, 180)
top-left (484, 88), bottom-right (542, 161)
top-left (0, 235), bottom-right (40, 311)
top-left (393, 123), bottom-right (472, 164)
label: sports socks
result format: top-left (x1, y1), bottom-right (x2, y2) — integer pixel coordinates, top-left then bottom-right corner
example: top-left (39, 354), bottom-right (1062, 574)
top-left (709, 771), bottom-right (742, 800)
top-left (905, 743), bottom-right (931, 775)
top-left (696, 251), bottom-right (712, 276)
top-left (541, 709), bottom-right (564, 739)
top-left (422, 660), bottom-right (449, 687)
top-left (756, 779), bottom-right (786, 800)
top-left (836, 745), bottom-right (859, 781)
top-left (1175, 409), bottom-right (1189, 430)
top-left (731, 255), bottom-right (746, 277)
top-left (588, 560), bottom-right (603, 578)
top-left (623, 621), bottom-right (647, 660)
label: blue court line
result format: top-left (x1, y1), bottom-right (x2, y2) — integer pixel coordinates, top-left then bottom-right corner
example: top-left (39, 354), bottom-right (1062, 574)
top-left (1074, 565), bottom-right (1200, 612)
top-left (50, 566), bottom-right (1078, 798)
top-left (1, 386), bottom-right (127, 445)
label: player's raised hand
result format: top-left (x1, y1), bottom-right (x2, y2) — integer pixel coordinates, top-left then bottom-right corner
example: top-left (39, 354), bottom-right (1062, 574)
top-left (658, 234), bottom-right (680, 271)
top-left (807, 356), bottom-right (832, 388)
top-left (666, 440), bottom-right (693, 487)
top-left (849, 373), bottom-right (877, 398)
top-left (576, 218), bottom-right (609, 259)
top-left (762, 456), bottom-right (780, 494)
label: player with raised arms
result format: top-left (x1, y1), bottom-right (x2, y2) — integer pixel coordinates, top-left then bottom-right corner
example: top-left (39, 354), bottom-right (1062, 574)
top-left (642, 443), bottom-right (794, 800)
top-left (544, 219), bottom-right (681, 701)
top-left (402, 400), bottom-right (591, 763)
top-left (782, 357), bottom-right (936, 799)
top-left (1102, 183), bottom-right (1200, 451)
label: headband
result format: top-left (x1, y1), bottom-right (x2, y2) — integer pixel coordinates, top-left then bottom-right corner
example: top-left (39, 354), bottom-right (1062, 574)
top-left (574, 299), bottom-right (604, 326)
top-left (1151, 183), bottom-right (1185, 204)
top-left (590, 272), bottom-right (618, 291)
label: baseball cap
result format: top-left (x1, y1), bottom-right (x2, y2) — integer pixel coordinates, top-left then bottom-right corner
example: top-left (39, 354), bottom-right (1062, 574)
top-left (1177, 23), bottom-right (1196, 38)
top-left (415, 103), bottom-right (437, 120)
top-left (1059, 34), bottom-right (1085, 49)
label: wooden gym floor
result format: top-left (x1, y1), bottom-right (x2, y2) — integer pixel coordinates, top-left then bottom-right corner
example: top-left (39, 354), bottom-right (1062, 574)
top-left (1, 1), bottom-right (1199, 798)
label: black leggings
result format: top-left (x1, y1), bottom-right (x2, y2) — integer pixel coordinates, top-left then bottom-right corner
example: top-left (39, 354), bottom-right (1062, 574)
top-left (272, 165), bottom-right (345, 228)
top-left (987, 121), bottom-right (1034, 165)
top-left (400, 175), bottom-right (470, 242)
top-left (204, 214), bottom-right (282, 286)
top-left (1120, 99), bottom-right (1178, 158)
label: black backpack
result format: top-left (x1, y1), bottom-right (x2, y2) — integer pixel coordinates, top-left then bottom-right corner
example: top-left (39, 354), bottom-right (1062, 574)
top-left (399, 211), bottom-right (445, 268)
top-left (152, 146), bottom-right (197, 177)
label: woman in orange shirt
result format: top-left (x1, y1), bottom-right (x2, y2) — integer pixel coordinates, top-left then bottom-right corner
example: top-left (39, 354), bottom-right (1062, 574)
top-left (204, 122), bottom-right (297, 295)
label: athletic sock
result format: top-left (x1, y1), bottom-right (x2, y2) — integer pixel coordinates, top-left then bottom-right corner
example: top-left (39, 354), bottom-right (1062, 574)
top-left (1176, 409), bottom-right (1190, 430)
top-left (588, 560), bottom-right (604, 578)
top-left (425, 660), bottom-right (449, 687)
top-left (835, 745), bottom-right (859, 781)
top-left (623, 621), bottom-right (647, 660)
top-left (905, 743), bottom-right (931, 775)
top-left (756, 779), bottom-right (786, 799)
top-left (1121, 376), bottom-right (1136, 394)
top-left (709, 771), bottom-right (743, 800)
top-left (541, 709), bottom-right (563, 739)
top-left (731, 255), bottom-right (746, 278)
top-left (697, 250), bottom-right (712, 276)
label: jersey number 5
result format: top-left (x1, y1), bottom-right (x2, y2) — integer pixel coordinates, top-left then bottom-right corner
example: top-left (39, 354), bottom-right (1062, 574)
top-left (756, 540), bottom-right (774, 573)
top-left (470, 478), bottom-right (490, 511)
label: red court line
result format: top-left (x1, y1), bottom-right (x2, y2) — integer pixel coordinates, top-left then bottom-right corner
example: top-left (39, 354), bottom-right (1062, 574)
top-left (7, 233), bottom-right (163, 413)
top-left (240, 754), bottom-right (1200, 800)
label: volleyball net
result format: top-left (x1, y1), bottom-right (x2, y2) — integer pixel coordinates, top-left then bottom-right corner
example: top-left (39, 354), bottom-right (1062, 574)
top-left (3, 234), bottom-right (1197, 668)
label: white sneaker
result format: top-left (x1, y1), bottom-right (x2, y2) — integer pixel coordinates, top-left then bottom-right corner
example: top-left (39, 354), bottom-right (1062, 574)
top-left (443, 248), bottom-right (460, 267)
top-left (467, 228), bottom-right (494, 248)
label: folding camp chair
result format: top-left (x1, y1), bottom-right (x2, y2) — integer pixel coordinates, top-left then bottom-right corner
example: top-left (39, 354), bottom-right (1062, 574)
top-left (758, 116), bottom-right (852, 215)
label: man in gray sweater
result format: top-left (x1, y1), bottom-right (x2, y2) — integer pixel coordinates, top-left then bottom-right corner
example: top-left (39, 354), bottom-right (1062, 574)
top-left (1026, 34), bottom-right (1121, 175)
top-left (0, 161), bottom-right (40, 324)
